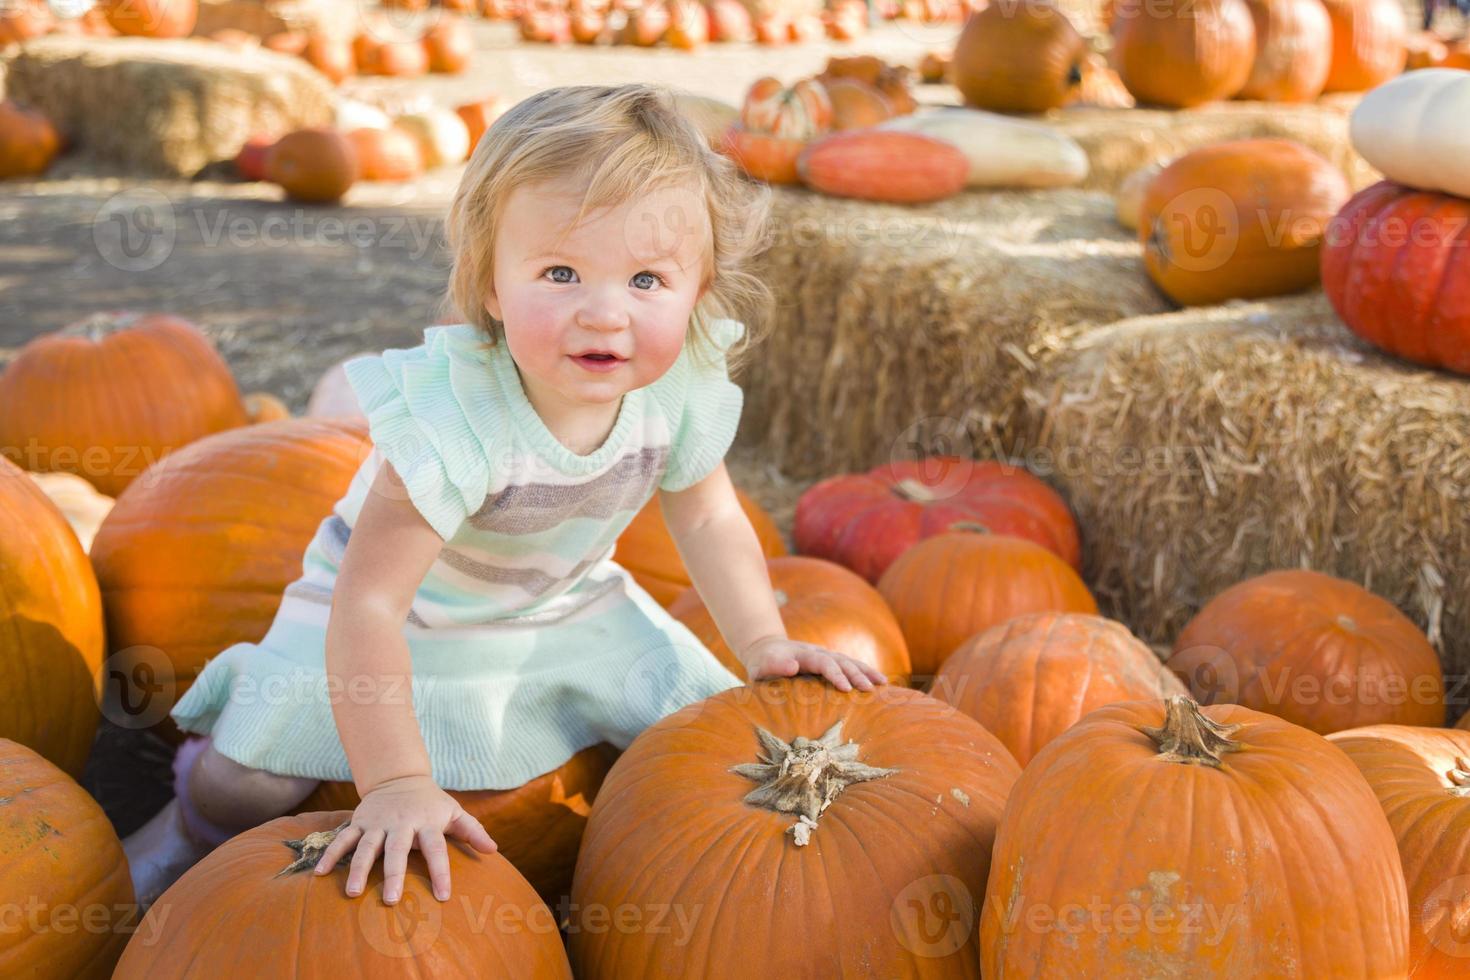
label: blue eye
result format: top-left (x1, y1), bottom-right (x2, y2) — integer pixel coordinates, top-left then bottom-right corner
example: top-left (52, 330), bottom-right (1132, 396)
top-left (545, 266), bottom-right (577, 284)
top-left (632, 272), bottom-right (665, 290)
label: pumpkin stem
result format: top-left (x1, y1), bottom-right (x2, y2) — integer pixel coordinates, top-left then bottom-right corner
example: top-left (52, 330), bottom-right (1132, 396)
top-left (1067, 61), bottom-right (1084, 88)
top-left (61, 311), bottom-right (142, 341)
top-left (275, 819), bottom-right (351, 877)
top-left (892, 478), bottom-right (939, 503)
top-left (1448, 757), bottom-right (1470, 797)
top-left (730, 721), bottom-right (897, 846)
top-left (1142, 695), bottom-right (1242, 768)
top-left (948, 520), bottom-right (992, 535)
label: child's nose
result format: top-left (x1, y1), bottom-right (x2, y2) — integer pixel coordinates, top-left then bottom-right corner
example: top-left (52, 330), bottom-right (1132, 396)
top-left (575, 288), bottom-right (631, 331)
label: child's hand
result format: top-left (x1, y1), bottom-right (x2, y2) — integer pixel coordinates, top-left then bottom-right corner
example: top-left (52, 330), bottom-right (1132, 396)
top-left (739, 635), bottom-right (887, 691)
top-left (313, 773), bottom-right (498, 905)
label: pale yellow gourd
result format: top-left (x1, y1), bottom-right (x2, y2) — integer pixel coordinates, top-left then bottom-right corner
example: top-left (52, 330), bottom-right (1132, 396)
top-left (25, 471), bottom-right (114, 553)
top-left (875, 107), bottom-right (1088, 188)
top-left (1349, 68), bottom-right (1470, 198)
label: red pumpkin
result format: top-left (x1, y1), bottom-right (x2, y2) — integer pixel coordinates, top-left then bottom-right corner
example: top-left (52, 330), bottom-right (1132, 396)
top-left (233, 134), bottom-right (276, 181)
top-left (1321, 0), bottom-right (1407, 92)
top-left (798, 130), bottom-right (968, 203)
top-left (795, 457), bottom-right (1081, 584)
top-left (0, 312), bottom-right (249, 496)
top-left (1320, 180), bottom-right (1470, 374)
top-left (265, 127), bottom-right (359, 203)
top-left (1169, 568), bottom-right (1444, 734)
top-left (877, 531), bottom-right (1098, 680)
top-left (669, 555), bottom-right (912, 684)
top-left (1111, 0), bottom-right (1257, 107)
top-left (100, 0), bottom-right (196, 37)
top-left (1238, 0), bottom-right (1333, 101)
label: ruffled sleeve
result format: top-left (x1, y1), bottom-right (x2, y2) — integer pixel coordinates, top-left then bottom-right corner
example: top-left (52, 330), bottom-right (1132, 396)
top-left (653, 317), bottom-right (746, 493)
top-left (343, 326), bottom-right (501, 540)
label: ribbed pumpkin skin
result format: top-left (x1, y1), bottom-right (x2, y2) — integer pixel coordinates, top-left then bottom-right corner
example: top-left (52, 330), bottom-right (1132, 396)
top-left (296, 743), bottom-right (618, 908)
top-left (797, 130), bottom-right (968, 203)
top-left (1141, 138), bottom-right (1349, 306)
top-left (569, 678), bottom-right (1021, 979)
top-left (0, 459), bottom-right (106, 777)
top-left (1170, 569), bottom-right (1444, 734)
top-left (113, 810), bottom-right (572, 978)
top-left (793, 456), bottom-right (1081, 584)
top-left (0, 740), bottom-right (135, 979)
top-left (1320, 180), bottom-right (1470, 374)
top-left (612, 487), bottom-right (786, 607)
top-left (1328, 725), bottom-right (1470, 978)
top-left (0, 313), bottom-right (249, 497)
top-left (1239, 0), bottom-right (1332, 101)
top-left (668, 555), bottom-right (913, 684)
top-left (740, 76), bottom-right (832, 138)
top-left (951, 0), bottom-right (1086, 112)
top-left (981, 700), bottom-right (1409, 977)
top-left (1112, 0), bottom-right (1257, 108)
top-left (877, 532), bottom-right (1098, 680)
top-left (89, 418), bottom-right (369, 743)
top-left (933, 612), bottom-right (1184, 765)
top-left (1321, 0), bottom-right (1407, 93)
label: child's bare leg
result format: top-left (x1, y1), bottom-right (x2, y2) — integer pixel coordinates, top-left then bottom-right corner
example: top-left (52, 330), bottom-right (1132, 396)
top-left (124, 736), bottom-right (320, 907)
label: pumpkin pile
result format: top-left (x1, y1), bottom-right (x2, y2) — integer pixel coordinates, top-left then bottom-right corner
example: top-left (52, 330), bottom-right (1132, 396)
top-left (515, 0), bottom-right (866, 47)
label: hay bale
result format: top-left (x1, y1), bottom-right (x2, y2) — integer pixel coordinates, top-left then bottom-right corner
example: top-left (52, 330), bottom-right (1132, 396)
top-left (192, 0), bottom-right (360, 40)
top-left (738, 185), bottom-right (1169, 479)
top-left (1005, 292), bottom-right (1470, 693)
top-left (2, 35), bottom-right (332, 177)
top-left (1045, 101), bottom-right (1379, 194)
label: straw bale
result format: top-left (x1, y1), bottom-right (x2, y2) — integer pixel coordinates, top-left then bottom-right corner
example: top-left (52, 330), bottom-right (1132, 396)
top-left (2, 36), bottom-right (332, 177)
top-left (192, 0), bottom-right (359, 39)
top-left (1045, 101), bottom-right (1378, 194)
top-left (1005, 292), bottom-right (1470, 697)
top-left (738, 185), bottom-right (1169, 479)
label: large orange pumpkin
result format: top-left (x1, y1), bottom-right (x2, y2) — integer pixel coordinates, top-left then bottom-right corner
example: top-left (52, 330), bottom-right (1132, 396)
top-left (265, 127), bottom-right (359, 203)
top-left (569, 678), bottom-right (1021, 976)
top-left (1169, 568), bottom-right (1445, 734)
top-left (1320, 180), bottom-right (1470, 375)
top-left (933, 612), bottom-right (1185, 765)
top-left (0, 99), bottom-right (60, 179)
top-left (1328, 724), bottom-right (1470, 977)
top-left (1111, 0), bottom-right (1257, 108)
top-left (0, 461), bottom-right (105, 778)
top-left (951, 0), bottom-right (1087, 113)
top-left (1321, 0), bottom-right (1407, 93)
top-left (89, 418), bottom-right (370, 744)
top-left (0, 312), bottom-right (249, 497)
top-left (669, 555), bottom-right (912, 684)
top-left (794, 456), bottom-right (1081, 584)
top-left (981, 696), bottom-right (1409, 976)
top-left (100, 0), bottom-right (196, 37)
top-left (0, 740), bottom-right (135, 979)
top-left (877, 531), bottom-right (1098, 682)
top-left (1238, 0), bottom-right (1333, 101)
top-left (295, 742), bottom-right (618, 909)
top-left (112, 811), bottom-right (572, 977)
top-left (612, 486), bottom-right (785, 607)
top-left (1141, 138), bottom-right (1350, 306)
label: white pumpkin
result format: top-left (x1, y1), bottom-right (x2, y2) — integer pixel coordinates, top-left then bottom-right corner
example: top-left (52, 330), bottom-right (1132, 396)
top-left (875, 107), bottom-right (1089, 188)
top-left (393, 108), bottom-right (471, 170)
top-left (1349, 68), bottom-right (1470, 198)
top-left (1114, 159), bottom-right (1167, 231)
top-left (306, 357), bottom-right (367, 421)
top-left (25, 471), bottom-right (114, 554)
top-left (335, 98), bottom-right (392, 133)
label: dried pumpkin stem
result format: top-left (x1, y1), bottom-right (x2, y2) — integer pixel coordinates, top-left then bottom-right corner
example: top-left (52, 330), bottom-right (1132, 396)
top-left (1448, 756), bottom-right (1470, 797)
top-left (275, 820), bottom-right (352, 877)
top-left (893, 478), bottom-right (939, 503)
top-left (1142, 695), bottom-right (1242, 768)
top-left (61, 312), bottom-right (141, 341)
top-left (731, 722), bottom-right (897, 846)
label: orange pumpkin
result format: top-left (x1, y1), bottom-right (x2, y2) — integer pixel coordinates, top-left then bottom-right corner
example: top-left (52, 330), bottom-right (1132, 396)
top-left (265, 127), bottom-right (359, 203)
top-left (1328, 725), bottom-right (1470, 978)
top-left (1321, 0), bottom-right (1407, 93)
top-left (786, 11), bottom-right (824, 41)
top-left (1238, 0), bottom-right (1333, 101)
top-left (456, 98), bottom-right (504, 157)
top-left (824, 78), bottom-right (893, 130)
top-left (345, 126), bottom-right (424, 182)
top-left (100, 0), bottom-right (196, 37)
top-left (423, 16), bottom-right (473, 73)
top-left (0, 461), bottom-right (105, 777)
top-left (303, 32), bottom-right (354, 84)
top-left (0, 312), bottom-right (249, 496)
top-left (89, 419), bottom-right (370, 745)
top-left (1111, 0), bottom-right (1257, 108)
top-left (1405, 30), bottom-right (1449, 70)
top-left (0, 99), bottom-right (61, 179)
top-left (569, 678), bottom-right (1021, 976)
top-left (707, 0), bottom-right (753, 41)
top-left (263, 30), bottom-right (308, 55)
top-left (951, 0), bottom-right (1086, 112)
top-left (112, 811), bottom-right (573, 977)
top-left (798, 129), bottom-right (969, 204)
top-left (296, 743), bottom-right (618, 908)
top-left (720, 127), bottom-right (806, 184)
top-left (619, 0), bottom-right (670, 44)
top-left (981, 696), bottom-right (1409, 976)
top-left (242, 391), bottom-right (291, 424)
top-left (934, 612), bottom-right (1185, 765)
top-left (1169, 569), bottom-right (1445, 734)
top-left (369, 38), bottom-right (431, 76)
top-left (234, 134), bottom-right (275, 182)
top-left (1140, 138), bottom-right (1349, 306)
top-left (665, 0), bottom-right (709, 48)
top-left (877, 531), bottom-right (1098, 681)
top-left (612, 487), bottom-right (785, 607)
top-left (824, 0), bottom-right (867, 39)
top-left (0, 740), bottom-right (135, 979)
top-left (740, 76), bottom-right (832, 138)
top-left (0, 0), bottom-right (52, 43)
top-left (669, 555), bottom-right (912, 684)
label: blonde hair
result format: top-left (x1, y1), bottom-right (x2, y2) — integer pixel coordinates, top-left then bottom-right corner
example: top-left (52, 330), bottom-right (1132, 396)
top-left (440, 83), bottom-right (774, 377)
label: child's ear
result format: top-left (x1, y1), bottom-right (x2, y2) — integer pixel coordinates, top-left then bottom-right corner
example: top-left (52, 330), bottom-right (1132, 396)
top-left (483, 290), bottom-right (502, 322)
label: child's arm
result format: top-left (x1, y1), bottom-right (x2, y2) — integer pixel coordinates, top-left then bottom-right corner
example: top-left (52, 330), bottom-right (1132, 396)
top-left (314, 460), bottom-right (496, 905)
top-left (659, 462), bottom-right (886, 691)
